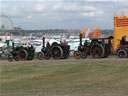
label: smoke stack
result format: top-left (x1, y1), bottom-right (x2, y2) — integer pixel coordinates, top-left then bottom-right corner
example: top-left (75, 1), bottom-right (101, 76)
top-left (12, 42), bottom-right (14, 51)
top-left (42, 37), bottom-right (45, 48)
top-left (80, 33), bottom-right (82, 46)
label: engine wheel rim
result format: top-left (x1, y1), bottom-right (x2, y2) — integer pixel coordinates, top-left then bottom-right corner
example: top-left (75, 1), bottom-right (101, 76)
top-left (119, 51), bottom-right (125, 58)
top-left (51, 46), bottom-right (63, 59)
top-left (91, 44), bottom-right (104, 58)
top-left (118, 49), bottom-right (127, 58)
top-left (37, 52), bottom-right (44, 60)
top-left (18, 50), bottom-right (28, 60)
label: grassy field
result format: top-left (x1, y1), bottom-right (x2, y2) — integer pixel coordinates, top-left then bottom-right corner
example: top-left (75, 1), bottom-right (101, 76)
top-left (0, 57), bottom-right (128, 96)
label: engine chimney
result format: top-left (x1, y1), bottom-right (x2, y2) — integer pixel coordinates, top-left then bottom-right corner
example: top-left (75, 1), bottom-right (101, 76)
top-left (80, 33), bottom-right (82, 46)
top-left (42, 37), bottom-right (45, 48)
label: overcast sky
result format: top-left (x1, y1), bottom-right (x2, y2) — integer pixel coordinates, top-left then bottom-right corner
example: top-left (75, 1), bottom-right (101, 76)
top-left (0, 0), bottom-right (128, 30)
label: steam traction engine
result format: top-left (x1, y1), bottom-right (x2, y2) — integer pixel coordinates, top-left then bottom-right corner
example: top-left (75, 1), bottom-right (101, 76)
top-left (37, 37), bottom-right (70, 60)
top-left (74, 33), bottom-right (113, 59)
top-left (8, 43), bottom-right (35, 62)
top-left (116, 40), bottom-right (128, 58)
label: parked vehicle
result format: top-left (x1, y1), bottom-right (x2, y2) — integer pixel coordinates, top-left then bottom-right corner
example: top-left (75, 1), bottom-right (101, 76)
top-left (74, 33), bottom-right (113, 59)
top-left (8, 42), bottom-right (35, 62)
top-left (116, 40), bottom-right (128, 58)
top-left (37, 37), bottom-right (70, 60)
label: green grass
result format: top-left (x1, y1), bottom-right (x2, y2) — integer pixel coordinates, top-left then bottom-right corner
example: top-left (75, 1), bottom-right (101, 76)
top-left (0, 57), bottom-right (128, 96)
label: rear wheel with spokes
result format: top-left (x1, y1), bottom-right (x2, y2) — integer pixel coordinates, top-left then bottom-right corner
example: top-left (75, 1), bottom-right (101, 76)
top-left (90, 44), bottom-right (104, 58)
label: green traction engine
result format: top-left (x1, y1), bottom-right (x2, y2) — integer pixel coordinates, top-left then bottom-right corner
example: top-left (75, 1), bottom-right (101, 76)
top-left (8, 42), bottom-right (35, 62)
top-left (37, 37), bottom-right (70, 60)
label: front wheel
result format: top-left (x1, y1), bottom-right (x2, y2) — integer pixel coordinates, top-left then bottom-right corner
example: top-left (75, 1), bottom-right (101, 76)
top-left (8, 53), bottom-right (13, 62)
top-left (74, 51), bottom-right (81, 59)
top-left (37, 52), bottom-right (44, 60)
top-left (117, 49), bottom-right (128, 58)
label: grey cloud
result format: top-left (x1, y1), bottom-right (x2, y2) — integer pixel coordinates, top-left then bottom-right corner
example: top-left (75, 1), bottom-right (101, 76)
top-left (1, 0), bottom-right (128, 29)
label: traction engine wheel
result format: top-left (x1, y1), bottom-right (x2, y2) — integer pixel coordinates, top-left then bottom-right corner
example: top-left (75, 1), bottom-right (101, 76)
top-left (74, 50), bottom-right (81, 59)
top-left (117, 49), bottom-right (128, 58)
top-left (37, 52), bottom-right (44, 60)
top-left (90, 44), bottom-right (104, 58)
top-left (8, 53), bottom-right (13, 62)
top-left (51, 46), bottom-right (63, 59)
top-left (18, 49), bottom-right (28, 60)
